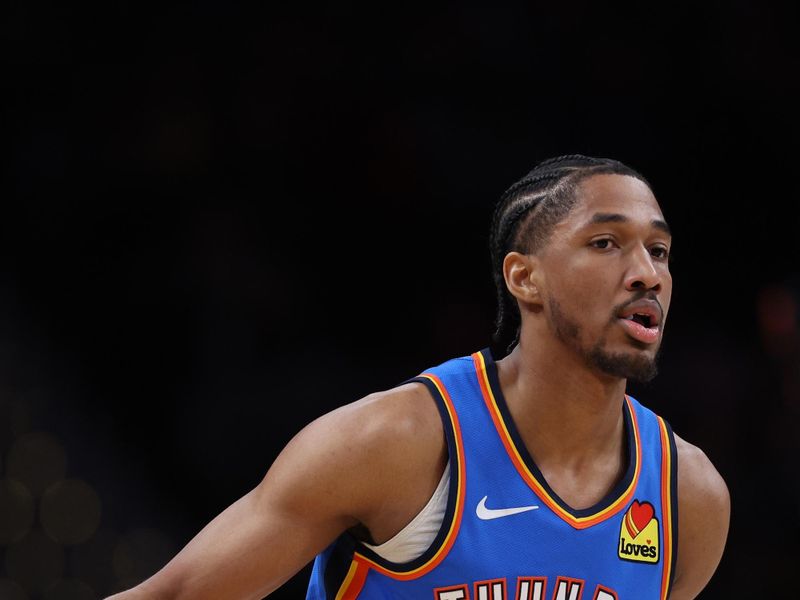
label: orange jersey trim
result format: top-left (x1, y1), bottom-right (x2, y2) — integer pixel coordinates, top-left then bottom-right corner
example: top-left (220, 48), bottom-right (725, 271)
top-left (658, 416), bottom-right (675, 600)
top-left (334, 558), bottom-right (369, 600)
top-left (472, 351), bottom-right (642, 529)
top-left (351, 372), bottom-right (466, 580)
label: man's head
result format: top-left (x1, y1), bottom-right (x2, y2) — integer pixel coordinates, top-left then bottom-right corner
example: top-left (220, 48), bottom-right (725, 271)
top-left (489, 154), bottom-right (672, 382)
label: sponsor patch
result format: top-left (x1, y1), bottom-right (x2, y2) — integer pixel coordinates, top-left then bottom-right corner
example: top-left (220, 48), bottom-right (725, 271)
top-left (617, 499), bottom-right (659, 564)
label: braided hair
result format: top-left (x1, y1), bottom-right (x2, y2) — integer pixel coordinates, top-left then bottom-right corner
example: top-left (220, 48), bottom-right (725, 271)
top-left (489, 154), bottom-right (651, 355)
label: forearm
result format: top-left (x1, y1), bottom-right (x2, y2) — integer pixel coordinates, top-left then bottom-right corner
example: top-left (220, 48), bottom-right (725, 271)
top-left (105, 579), bottom-right (173, 600)
top-left (104, 484), bottom-right (342, 600)
top-left (105, 493), bottom-right (296, 600)
top-left (104, 404), bottom-right (392, 600)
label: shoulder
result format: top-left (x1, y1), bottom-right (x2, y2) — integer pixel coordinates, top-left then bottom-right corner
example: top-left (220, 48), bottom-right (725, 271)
top-left (669, 434), bottom-right (730, 599)
top-left (104, 382), bottom-right (449, 600)
top-left (259, 381), bottom-right (447, 537)
top-left (303, 381), bottom-right (445, 466)
top-left (675, 434), bottom-right (730, 529)
top-left (675, 435), bottom-right (729, 508)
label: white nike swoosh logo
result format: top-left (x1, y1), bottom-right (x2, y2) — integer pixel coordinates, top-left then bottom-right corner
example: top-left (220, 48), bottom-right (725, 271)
top-left (476, 495), bottom-right (539, 520)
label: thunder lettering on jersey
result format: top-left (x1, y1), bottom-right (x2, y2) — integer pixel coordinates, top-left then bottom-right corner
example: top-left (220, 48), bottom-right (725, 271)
top-left (306, 349), bottom-right (678, 600)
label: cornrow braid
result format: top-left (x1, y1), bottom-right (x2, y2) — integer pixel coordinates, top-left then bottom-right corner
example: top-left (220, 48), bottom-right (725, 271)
top-left (489, 154), bottom-right (650, 356)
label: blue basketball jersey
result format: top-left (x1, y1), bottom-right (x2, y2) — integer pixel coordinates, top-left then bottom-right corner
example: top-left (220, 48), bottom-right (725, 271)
top-left (307, 349), bottom-right (678, 600)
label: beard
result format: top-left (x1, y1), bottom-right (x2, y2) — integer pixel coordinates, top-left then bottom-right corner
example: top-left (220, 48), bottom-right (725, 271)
top-left (548, 297), bottom-right (659, 383)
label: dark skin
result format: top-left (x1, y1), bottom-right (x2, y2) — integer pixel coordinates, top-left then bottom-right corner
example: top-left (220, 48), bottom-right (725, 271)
top-left (108, 174), bottom-right (729, 600)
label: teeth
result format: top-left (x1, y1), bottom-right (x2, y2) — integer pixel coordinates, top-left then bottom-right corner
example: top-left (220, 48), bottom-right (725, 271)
top-left (622, 313), bottom-right (654, 327)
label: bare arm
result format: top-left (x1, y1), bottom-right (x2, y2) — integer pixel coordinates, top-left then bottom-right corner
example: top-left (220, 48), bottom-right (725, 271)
top-left (668, 435), bottom-right (730, 600)
top-left (106, 383), bottom-right (445, 600)
top-left (106, 412), bottom-right (360, 600)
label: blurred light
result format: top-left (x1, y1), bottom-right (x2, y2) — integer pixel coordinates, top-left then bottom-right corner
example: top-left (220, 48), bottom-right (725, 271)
top-left (6, 432), bottom-right (67, 497)
top-left (113, 528), bottom-right (174, 588)
top-left (0, 578), bottom-right (28, 600)
top-left (0, 479), bottom-right (35, 544)
top-left (43, 579), bottom-right (96, 600)
top-left (758, 284), bottom-right (798, 336)
top-left (41, 479), bottom-right (102, 545)
top-left (5, 529), bottom-right (65, 595)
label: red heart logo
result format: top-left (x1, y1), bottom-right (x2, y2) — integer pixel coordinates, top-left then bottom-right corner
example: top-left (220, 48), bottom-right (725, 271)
top-left (625, 500), bottom-right (654, 538)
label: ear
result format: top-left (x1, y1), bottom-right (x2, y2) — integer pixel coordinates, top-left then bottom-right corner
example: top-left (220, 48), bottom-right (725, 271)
top-left (503, 251), bottom-right (543, 307)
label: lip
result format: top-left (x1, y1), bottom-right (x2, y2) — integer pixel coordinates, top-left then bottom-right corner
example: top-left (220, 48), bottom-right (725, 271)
top-left (618, 299), bottom-right (663, 326)
top-left (618, 318), bottom-right (660, 344)
top-left (617, 298), bottom-right (663, 345)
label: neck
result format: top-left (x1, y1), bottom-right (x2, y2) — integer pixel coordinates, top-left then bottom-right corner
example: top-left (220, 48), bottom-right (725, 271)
top-left (495, 338), bottom-right (627, 467)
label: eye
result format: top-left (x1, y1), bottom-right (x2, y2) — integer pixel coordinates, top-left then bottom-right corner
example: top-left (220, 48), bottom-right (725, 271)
top-left (590, 238), bottom-right (617, 250)
top-left (650, 245), bottom-right (670, 260)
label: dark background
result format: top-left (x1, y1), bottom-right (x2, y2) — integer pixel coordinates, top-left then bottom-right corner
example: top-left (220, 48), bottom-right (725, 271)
top-left (2, 1), bottom-right (799, 598)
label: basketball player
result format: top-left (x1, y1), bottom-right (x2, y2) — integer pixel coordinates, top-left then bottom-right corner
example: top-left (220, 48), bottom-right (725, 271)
top-left (108, 155), bottom-right (729, 599)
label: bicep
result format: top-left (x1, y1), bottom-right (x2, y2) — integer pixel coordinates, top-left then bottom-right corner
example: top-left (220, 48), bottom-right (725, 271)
top-left (669, 439), bottom-right (731, 600)
top-left (105, 384), bottom-right (441, 600)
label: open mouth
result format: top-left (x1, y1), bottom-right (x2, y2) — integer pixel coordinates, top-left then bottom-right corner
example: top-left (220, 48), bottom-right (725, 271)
top-left (617, 299), bottom-right (662, 344)
top-left (626, 313), bottom-right (654, 328)
top-left (618, 310), bottom-right (660, 344)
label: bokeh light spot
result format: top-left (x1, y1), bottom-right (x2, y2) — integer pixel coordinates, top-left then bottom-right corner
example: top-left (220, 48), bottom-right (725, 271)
top-left (43, 579), bottom-right (96, 600)
top-left (0, 479), bottom-right (35, 544)
top-left (41, 479), bottom-right (102, 545)
top-left (112, 528), bottom-right (174, 588)
top-left (5, 529), bottom-right (65, 595)
top-left (0, 578), bottom-right (28, 600)
top-left (6, 432), bottom-right (67, 497)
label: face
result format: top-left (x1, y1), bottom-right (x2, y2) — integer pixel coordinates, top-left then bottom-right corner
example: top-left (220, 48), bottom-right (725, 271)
top-left (535, 174), bottom-right (672, 382)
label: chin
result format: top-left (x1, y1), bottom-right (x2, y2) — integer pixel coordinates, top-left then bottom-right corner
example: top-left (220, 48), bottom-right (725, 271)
top-left (588, 347), bottom-right (659, 383)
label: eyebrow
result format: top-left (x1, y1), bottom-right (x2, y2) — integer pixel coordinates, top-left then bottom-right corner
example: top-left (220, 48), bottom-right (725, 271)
top-left (586, 212), bottom-right (672, 236)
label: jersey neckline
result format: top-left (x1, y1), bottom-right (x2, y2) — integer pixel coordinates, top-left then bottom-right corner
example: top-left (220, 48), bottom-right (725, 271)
top-left (473, 348), bottom-right (642, 529)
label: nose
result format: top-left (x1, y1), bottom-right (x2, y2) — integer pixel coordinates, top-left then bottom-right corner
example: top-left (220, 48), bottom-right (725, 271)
top-left (624, 246), bottom-right (662, 292)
